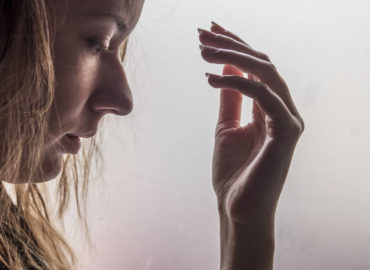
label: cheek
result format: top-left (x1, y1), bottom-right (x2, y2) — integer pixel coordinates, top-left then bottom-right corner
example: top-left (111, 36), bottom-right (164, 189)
top-left (54, 41), bottom-right (97, 104)
top-left (53, 34), bottom-right (97, 116)
top-left (49, 52), bottom-right (98, 135)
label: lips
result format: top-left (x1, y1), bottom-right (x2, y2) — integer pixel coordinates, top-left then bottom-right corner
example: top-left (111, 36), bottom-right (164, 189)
top-left (67, 130), bottom-right (97, 139)
top-left (62, 129), bottom-right (96, 154)
top-left (66, 134), bottom-right (79, 140)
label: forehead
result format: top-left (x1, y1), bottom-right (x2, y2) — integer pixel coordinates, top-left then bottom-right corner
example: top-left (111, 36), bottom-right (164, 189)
top-left (57, 0), bottom-right (144, 31)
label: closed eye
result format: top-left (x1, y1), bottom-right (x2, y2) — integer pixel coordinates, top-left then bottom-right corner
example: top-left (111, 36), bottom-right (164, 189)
top-left (86, 38), bottom-right (114, 55)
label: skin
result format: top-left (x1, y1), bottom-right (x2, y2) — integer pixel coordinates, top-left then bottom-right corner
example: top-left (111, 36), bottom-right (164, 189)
top-left (27, 0), bottom-right (145, 183)
top-left (198, 22), bottom-right (304, 269)
top-left (4, 0), bottom-right (303, 268)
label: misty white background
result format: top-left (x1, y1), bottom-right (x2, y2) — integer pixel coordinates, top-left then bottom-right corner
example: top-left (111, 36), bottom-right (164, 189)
top-left (62, 0), bottom-right (370, 269)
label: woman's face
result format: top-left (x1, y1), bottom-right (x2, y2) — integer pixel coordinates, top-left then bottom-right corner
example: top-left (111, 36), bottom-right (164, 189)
top-left (34, 0), bottom-right (144, 182)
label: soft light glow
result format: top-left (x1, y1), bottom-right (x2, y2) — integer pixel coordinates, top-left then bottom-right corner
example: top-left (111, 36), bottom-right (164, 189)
top-left (63, 0), bottom-right (370, 269)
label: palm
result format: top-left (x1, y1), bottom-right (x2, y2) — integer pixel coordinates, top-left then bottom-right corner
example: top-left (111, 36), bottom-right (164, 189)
top-left (212, 98), bottom-right (271, 222)
top-left (212, 119), bottom-right (264, 197)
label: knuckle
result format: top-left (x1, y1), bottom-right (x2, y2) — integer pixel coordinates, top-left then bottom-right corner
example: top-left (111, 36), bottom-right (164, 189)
top-left (256, 82), bottom-right (269, 91)
top-left (260, 62), bottom-right (278, 81)
top-left (255, 83), bottom-right (270, 99)
top-left (215, 121), bottom-right (240, 138)
top-left (287, 117), bottom-right (304, 139)
top-left (298, 117), bottom-right (305, 133)
top-left (267, 62), bottom-right (277, 72)
top-left (260, 53), bottom-right (271, 62)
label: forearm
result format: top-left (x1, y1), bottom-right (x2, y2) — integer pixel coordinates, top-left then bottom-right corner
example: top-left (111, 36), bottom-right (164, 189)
top-left (219, 214), bottom-right (275, 270)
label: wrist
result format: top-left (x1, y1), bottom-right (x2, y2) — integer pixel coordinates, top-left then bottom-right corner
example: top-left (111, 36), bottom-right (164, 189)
top-left (219, 214), bottom-right (275, 270)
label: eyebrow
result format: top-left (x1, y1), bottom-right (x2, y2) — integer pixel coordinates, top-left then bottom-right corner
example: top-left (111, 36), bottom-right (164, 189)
top-left (85, 11), bottom-right (128, 33)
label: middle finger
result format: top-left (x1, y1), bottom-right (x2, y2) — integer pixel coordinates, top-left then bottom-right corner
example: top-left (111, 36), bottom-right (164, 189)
top-left (200, 45), bottom-right (299, 118)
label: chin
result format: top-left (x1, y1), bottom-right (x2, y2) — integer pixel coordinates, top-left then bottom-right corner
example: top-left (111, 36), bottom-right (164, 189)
top-left (35, 149), bottom-right (64, 183)
top-left (14, 147), bottom-right (64, 184)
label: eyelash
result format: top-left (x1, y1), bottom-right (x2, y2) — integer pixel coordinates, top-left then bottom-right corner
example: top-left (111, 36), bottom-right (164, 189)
top-left (86, 38), bottom-right (114, 55)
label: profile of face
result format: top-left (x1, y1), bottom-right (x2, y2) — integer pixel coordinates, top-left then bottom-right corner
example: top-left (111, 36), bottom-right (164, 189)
top-left (34, 0), bottom-right (145, 182)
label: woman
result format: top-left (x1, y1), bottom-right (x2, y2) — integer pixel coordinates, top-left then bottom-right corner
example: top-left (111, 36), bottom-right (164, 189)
top-left (0, 0), bottom-right (304, 269)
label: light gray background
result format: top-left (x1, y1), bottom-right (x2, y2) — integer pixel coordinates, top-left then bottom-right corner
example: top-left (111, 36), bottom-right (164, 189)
top-left (63, 0), bottom-right (370, 269)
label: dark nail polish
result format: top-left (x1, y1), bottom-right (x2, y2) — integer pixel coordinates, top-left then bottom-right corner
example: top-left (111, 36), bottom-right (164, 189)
top-left (211, 21), bottom-right (224, 29)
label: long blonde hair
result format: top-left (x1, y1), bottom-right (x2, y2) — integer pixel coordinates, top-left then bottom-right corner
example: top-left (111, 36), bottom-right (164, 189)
top-left (0, 1), bottom-right (128, 269)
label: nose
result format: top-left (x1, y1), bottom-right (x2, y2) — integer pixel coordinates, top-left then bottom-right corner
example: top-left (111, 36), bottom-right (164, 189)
top-left (88, 58), bottom-right (133, 116)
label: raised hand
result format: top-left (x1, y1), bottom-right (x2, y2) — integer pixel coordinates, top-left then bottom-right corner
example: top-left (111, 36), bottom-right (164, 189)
top-left (198, 22), bottom-right (304, 227)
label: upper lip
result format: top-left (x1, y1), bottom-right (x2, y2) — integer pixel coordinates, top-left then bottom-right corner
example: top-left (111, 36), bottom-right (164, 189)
top-left (68, 130), bottom-right (97, 138)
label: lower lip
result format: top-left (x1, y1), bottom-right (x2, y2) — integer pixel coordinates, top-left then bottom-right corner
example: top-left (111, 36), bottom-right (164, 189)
top-left (64, 135), bottom-right (81, 154)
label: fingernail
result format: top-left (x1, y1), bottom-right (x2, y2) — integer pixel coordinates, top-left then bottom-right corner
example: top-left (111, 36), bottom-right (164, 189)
top-left (205, 73), bottom-right (221, 79)
top-left (211, 21), bottom-right (224, 30)
top-left (197, 28), bottom-right (205, 34)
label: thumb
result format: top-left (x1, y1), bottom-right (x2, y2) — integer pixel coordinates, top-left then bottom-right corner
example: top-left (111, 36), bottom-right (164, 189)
top-left (217, 65), bottom-right (244, 127)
